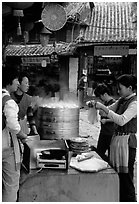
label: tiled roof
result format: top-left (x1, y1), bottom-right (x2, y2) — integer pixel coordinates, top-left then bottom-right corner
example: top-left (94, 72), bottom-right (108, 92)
top-left (5, 2), bottom-right (136, 57)
top-left (84, 2), bottom-right (136, 42)
top-left (5, 43), bottom-right (76, 57)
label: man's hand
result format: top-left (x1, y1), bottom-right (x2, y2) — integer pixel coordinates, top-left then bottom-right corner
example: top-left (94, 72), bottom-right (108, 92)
top-left (21, 136), bottom-right (29, 144)
top-left (29, 125), bottom-right (38, 135)
top-left (17, 130), bottom-right (27, 140)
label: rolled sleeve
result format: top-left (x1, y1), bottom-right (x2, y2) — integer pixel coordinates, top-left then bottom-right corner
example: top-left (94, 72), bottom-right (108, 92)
top-left (4, 99), bottom-right (21, 134)
top-left (107, 101), bottom-right (137, 126)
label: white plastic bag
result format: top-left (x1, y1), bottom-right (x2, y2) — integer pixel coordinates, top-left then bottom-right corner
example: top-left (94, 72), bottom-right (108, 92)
top-left (88, 107), bottom-right (99, 124)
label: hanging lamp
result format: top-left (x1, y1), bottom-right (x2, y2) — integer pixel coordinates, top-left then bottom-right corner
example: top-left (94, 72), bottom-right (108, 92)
top-left (13, 9), bottom-right (24, 35)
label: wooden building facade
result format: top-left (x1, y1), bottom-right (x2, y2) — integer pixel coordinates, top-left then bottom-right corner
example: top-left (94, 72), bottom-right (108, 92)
top-left (3, 2), bottom-right (137, 96)
top-left (75, 2), bottom-right (137, 93)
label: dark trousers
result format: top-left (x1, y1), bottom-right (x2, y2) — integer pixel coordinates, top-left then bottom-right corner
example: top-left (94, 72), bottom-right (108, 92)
top-left (119, 147), bottom-right (136, 202)
top-left (96, 133), bottom-right (113, 162)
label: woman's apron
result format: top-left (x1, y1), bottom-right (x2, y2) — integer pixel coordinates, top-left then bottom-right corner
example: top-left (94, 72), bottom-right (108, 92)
top-left (109, 95), bottom-right (137, 173)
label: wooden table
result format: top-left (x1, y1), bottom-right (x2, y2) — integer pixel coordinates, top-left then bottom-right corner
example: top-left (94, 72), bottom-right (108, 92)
top-left (18, 152), bottom-right (119, 202)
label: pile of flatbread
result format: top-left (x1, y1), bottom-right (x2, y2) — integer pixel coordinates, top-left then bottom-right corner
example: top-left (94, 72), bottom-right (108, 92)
top-left (69, 137), bottom-right (90, 154)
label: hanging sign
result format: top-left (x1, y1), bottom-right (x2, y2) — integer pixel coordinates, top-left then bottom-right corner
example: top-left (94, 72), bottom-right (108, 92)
top-left (21, 57), bottom-right (50, 65)
top-left (41, 60), bottom-right (47, 67)
top-left (129, 49), bottom-right (137, 55)
top-left (94, 46), bottom-right (129, 56)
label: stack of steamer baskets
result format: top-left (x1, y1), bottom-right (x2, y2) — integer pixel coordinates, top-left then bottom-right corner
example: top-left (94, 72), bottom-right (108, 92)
top-left (37, 102), bottom-right (80, 140)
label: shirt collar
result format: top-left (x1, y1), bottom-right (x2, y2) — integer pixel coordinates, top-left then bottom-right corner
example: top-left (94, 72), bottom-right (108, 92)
top-left (2, 89), bottom-right (10, 96)
top-left (125, 93), bottom-right (136, 100)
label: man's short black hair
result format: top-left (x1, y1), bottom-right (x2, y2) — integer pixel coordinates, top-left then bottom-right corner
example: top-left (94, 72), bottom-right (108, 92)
top-left (18, 72), bottom-right (30, 84)
top-left (94, 83), bottom-right (110, 97)
top-left (2, 65), bottom-right (19, 88)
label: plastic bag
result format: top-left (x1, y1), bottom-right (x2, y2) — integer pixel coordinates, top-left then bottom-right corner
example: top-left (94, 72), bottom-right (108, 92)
top-left (88, 106), bottom-right (99, 124)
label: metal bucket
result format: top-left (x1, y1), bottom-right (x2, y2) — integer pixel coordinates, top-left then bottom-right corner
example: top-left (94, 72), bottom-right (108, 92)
top-left (37, 107), bottom-right (79, 140)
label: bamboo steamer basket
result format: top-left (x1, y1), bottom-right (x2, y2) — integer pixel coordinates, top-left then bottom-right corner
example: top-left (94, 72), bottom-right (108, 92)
top-left (37, 106), bottom-right (79, 140)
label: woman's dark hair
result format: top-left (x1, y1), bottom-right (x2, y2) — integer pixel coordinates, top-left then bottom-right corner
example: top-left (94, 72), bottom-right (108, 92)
top-left (117, 74), bottom-right (137, 91)
top-left (2, 66), bottom-right (19, 88)
top-left (94, 83), bottom-right (110, 97)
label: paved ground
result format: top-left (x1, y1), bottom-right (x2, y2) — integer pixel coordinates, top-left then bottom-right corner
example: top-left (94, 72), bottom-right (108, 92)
top-left (79, 104), bottom-right (137, 198)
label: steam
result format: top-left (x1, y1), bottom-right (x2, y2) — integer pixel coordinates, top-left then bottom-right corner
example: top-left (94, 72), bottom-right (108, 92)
top-left (34, 92), bottom-right (79, 109)
top-left (30, 80), bottom-right (79, 109)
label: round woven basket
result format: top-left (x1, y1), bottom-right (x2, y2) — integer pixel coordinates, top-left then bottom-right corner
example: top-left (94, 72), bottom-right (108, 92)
top-left (41, 3), bottom-right (67, 31)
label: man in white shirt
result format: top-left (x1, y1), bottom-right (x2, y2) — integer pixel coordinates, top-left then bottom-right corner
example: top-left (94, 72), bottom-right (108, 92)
top-left (2, 66), bottom-right (28, 202)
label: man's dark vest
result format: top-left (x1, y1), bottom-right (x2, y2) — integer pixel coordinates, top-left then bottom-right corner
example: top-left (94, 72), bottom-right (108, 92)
top-left (115, 95), bottom-right (137, 148)
top-left (101, 98), bottom-right (116, 136)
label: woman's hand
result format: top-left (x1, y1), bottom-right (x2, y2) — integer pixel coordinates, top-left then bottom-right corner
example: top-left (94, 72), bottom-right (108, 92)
top-left (86, 100), bottom-right (105, 109)
top-left (86, 100), bottom-right (109, 115)
top-left (96, 101), bottom-right (109, 115)
top-left (101, 119), bottom-right (107, 124)
top-left (95, 101), bottom-right (104, 110)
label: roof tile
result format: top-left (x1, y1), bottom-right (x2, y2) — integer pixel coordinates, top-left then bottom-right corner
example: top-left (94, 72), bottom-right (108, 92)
top-left (84, 2), bottom-right (136, 42)
top-left (5, 2), bottom-right (136, 57)
top-left (5, 43), bottom-right (76, 57)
